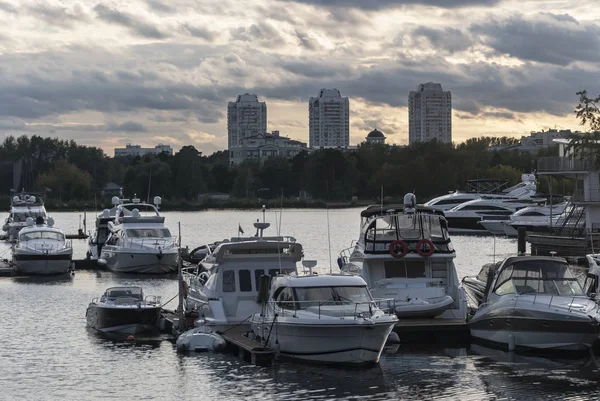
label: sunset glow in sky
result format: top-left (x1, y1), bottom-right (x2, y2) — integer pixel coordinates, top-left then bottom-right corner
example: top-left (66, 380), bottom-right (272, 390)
top-left (0, 0), bottom-right (599, 154)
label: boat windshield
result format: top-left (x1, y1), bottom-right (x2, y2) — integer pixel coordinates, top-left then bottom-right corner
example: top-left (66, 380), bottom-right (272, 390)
top-left (20, 231), bottom-right (64, 241)
top-left (294, 286), bottom-right (372, 308)
top-left (126, 228), bottom-right (171, 238)
top-left (494, 260), bottom-right (585, 296)
top-left (105, 287), bottom-right (143, 301)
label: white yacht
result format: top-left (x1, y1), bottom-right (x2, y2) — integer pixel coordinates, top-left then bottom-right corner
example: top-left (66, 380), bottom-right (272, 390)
top-left (2, 191), bottom-right (48, 241)
top-left (12, 216), bottom-right (73, 275)
top-left (339, 194), bottom-right (467, 321)
top-left (250, 273), bottom-right (398, 366)
top-left (99, 196), bottom-right (178, 274)
top-left (184, 220), bottom-right (303, 332)
top-left (423, 174), bottom-right (537, 211)
top-left (86, 286), bottom-right (162, 335)
top-left (469, 255), bottom-right (600, 352)
top-left (478, 201), bottom-right (568, 236)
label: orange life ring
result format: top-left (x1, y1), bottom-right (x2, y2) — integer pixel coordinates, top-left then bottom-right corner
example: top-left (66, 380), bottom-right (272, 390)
top-left (389, 240), bottom-right (408, 258)
top-left (416, 239), bottom-right (435, 257)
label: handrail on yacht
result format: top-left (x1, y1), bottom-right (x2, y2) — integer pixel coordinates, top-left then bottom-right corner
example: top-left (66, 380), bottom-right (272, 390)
top-left (118, 237), bottom-right (178, 250)
top-left (270, 298), bottom-right (396, 319)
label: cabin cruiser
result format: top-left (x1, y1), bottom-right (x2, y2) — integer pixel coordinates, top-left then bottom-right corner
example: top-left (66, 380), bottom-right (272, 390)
top-left (478, 201), bottom-right (569, 236)
top-left (99, 196), bottom-right (178, 274)
top-left (250, 273), bottom-right (398, 365)
top-left (338, 194), bottom-right (467, 321)
top-left (2, 191), bottom-right (48, 241)
top-left (86, 197), bottom-right (120, 261)
top-left (184, 219), bottom-right (304, 332)
top-left (12, 216), bottom-right (73, 275)
top-left (469, 255), bottom-right (600, 352)
top-left (423, 174), bottom-right (537, 212)
top-left (86, 286), bottom-right (162, 334)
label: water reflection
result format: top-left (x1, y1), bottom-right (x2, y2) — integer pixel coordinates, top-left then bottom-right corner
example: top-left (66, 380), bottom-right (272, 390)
top-left (11, 274), bottom-right (74, 284)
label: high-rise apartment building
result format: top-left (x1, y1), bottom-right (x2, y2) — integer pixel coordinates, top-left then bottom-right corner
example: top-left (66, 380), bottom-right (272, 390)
top-left (309, 88), bottom-right (350, 148)
top-left (408, 83), bottom-right (452, 144)
top-left (227, 93), bottom-right (267, 149)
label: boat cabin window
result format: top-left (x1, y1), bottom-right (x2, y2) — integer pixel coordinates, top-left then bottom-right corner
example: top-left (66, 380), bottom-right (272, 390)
top-left (276, 287), bottom-right (296, 310)
top-left (494, 260), bottom-right (585, 296)
top-left (239, 270), bottom-right (252, 292)
top-left (126, 228), bottom-right (171, 238)
top-left (222, 270), bottom-right (236, 292)
top-left (255, 269), bottom-right (265, 289)
top-left (12, 211), bottom-right (46, 222)
top-left (105, 287), bottom-right (143, 301)
top-left (20, 231), bottom-right (64, 242)
top-left (294, 286), bottom-right (372, 308)
top-left (384, 260), bottom-right (426, 278)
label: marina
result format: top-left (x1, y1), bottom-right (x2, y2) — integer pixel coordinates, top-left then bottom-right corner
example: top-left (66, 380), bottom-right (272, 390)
top-left (2, 207), bottom-right (600, 400)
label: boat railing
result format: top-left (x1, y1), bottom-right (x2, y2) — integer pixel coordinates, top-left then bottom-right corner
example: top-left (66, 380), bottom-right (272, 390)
top-left (272, 298), bottom-right (396, 319)
top-left (120, 237), bottom-right (178, 250)
top-left (517, 293), bottom-right (588, 312)
top-left (144, 295), bottom-right (162, 305)
top-left (338, 247), bottom-right (354, 267)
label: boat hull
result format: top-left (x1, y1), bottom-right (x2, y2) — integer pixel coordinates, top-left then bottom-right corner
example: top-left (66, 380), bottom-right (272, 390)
top-left (86, 304), bottom-right (161, 334)
top-left (253, 320), bottom-right (396, 365)
top-left (102, 250), bottom-right (178, 274)
top-left (12, 252), bottom-right (72, 275)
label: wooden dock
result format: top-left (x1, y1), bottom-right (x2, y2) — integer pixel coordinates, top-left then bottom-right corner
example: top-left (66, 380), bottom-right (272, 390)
top-left (393, 318), bottom-right (471, 345)
top-left (220, 329), bottom-right (275, 366)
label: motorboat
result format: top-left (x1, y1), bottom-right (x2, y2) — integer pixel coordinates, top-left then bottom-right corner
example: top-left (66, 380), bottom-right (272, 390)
top-left (2, 191), bottom-right (48, 241)
top-left (86, 286), bottom-right (162, 334)
top-left (184, 215), bottom-right (304, 332)
top-left (86, 198), bottom-right (119, 261)
top-left (423, 174), bottom-right (537, 211)
top-left (338, 194), bottom-right (467, 321)
top-left (250, 273), bottom-right (398, 365)
top-left (176, 326), bottom-right (226, 353)
top-left (478, 201), bottom-right (569, 236)
top-left (469, 255), bottom-right (600, 352)
top-left (99, 196), bottom-right (178, 274)
top-left (12, 216), bottom-right (73, 275)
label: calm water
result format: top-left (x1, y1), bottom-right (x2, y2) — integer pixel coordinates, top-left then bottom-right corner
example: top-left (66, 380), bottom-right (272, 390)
top-left (1, 208), bottom-right (599, 401)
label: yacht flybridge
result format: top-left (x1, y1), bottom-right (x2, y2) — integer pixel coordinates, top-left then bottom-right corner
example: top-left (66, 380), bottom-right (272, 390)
top-left (2, 191), bottom-right (48, 241)
top-left (99, 196), bottom-right (178, 274)
top-left (339, 194), bottom-right (467, 321)
top-left (184, 217), bottom-right (305, 332)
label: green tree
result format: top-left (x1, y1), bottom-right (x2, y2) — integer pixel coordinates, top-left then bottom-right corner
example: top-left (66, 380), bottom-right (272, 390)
top-left (37, 161), bottom-right (93, 201)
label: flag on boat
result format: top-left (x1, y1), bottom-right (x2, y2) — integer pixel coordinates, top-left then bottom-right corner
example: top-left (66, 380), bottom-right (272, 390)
top-left (238, 224), bottom-right (244, 235)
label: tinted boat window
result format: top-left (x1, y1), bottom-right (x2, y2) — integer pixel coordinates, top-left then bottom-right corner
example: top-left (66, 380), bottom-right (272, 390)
top-left (222, 270), bottom-right (235, 292)
top-left (239, 270), bottom-right (252, 292)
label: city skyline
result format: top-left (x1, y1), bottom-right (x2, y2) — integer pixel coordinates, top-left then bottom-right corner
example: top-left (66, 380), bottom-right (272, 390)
top-left (0, 1), bottom-right (598, 154)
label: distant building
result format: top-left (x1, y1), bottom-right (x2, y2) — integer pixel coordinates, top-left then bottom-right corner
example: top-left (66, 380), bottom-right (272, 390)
top-left (408, 83), bottom-right (452, 144)
top-left (102, 182), bottom-right (122, 197)
top-left (227, 93), bottom-right (267, 150)
top-left (309, 88), bottom-right (350, 148)
top-left (114, 144), bottom-right (173, 157)
top-left (520, 129), bottom-right (575, 148)
top-left (229, 131), bottom-right (309, 165)
top-left (365, 129), bottom-right (386, 145)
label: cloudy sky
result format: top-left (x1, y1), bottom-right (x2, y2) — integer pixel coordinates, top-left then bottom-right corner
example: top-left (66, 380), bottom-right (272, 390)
top-left (0, 0), bottom-right (599, 155)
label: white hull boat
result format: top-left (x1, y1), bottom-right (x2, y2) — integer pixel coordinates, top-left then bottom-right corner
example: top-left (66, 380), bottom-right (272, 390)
top-left (12, 217), bottom-right (72, 275)
top-left (176, 326), bottom-right (226, 352)
top-left (2, 191), bottom-right (48, 242)
top-left (469, 255), bottom-right (600, 352)
top-left (251, 274), bottom-right (398, 366)
top-left (101, 250), bottom-right (178, 274)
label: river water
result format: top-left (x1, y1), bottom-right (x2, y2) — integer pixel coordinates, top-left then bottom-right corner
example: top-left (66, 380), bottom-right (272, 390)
top-left (1, 208), bottom-right (599, 400)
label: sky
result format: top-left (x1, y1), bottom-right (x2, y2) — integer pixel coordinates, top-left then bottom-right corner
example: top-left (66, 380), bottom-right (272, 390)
top-left (0, 0), bottom-right (599, 155)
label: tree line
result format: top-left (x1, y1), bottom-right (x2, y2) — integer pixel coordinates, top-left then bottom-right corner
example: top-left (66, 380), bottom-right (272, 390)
top-left (0, 133), bottom-right (572, 209)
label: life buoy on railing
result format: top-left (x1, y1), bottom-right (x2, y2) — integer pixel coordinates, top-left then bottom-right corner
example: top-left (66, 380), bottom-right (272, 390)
top-left (416, 239), bottom-right (435, 257)
top-left (389, 240), bottom-right (408, 258)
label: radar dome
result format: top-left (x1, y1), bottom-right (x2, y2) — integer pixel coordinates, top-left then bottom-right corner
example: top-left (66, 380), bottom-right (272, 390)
top-left (132, 208), bottom-right (140, 218)
top-left (12, 196), bottom-right (19, 203)
top-left (404, 193), bottom-right (416, 208)
top-left (102, 209), bottom-right (111, 218)
top-left (153, 196), bottom-right (162, 206)
top-left (28, 195), bottom-right (36, 203)
top-left (47, 217), bottom-right (54, 227)
top-left (26, 217), bottom-right (34, 227)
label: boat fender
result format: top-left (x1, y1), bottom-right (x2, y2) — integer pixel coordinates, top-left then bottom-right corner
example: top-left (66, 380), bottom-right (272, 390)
top-left (389, 240), bottom-right (408, 258)
top-left (416, 239), bottom-right (435, 257)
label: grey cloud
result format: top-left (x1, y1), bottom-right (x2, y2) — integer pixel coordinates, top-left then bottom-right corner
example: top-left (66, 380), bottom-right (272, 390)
top-left (181, 23), bottom-right (218, 41)
top-left (94, 4), bottom-right (170, 39)
top-left (230, 22), bottom-right (285, 46)
top-left (146, 0), bottom-right (176, 14)
top-left (278, 59), bottom-right (351, 78)
top-left (107, 121), bottom-right (147, 132)
top-left (413, 27), bottom-right (473, 52)
top-left (277, 0), bottom-right (502, 10)
top-left (0, 1), bottom-right (16, 13)
top-left (295, 29), bottom-right (319, 51)
top-left (471, 13), bottom-right (600, 65)
top-left (27, 3), bottom-right (89, 28)
top-left (0, 119), bottom-right (25, 130)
